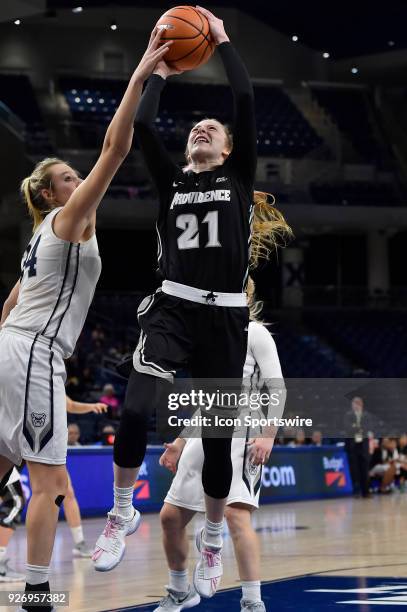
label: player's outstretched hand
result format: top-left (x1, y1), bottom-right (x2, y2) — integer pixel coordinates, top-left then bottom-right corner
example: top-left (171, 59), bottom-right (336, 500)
top-left (247, 438), bottom-right (274, 466)
top-left (89, 402), bottom-right (108, 414)
top-left (153, 57), bottom-right (183, 80)
top-left (195, 6), bottom-right (230, 45)
top-left (134, 27), bottom-right (173, 82)
top-left (159, 442), bottom-right (182, 473)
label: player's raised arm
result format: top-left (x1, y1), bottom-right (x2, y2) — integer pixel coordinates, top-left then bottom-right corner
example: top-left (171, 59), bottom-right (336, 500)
top-left (53, 30), bottom-right (172, 243)
top-left (133, 59), bottom-right (181, 196)
top-left (196, 6), bottom-right (257, 186)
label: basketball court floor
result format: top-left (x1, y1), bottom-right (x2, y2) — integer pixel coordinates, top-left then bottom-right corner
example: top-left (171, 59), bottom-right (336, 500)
top-left (1, 495), bottom-right (406, 611)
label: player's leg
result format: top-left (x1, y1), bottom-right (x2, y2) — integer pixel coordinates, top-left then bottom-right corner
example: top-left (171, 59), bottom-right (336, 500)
top-left (94, 294), bottom-right (192, 572)
top-left (161, 503), bottom-right (195, 571)
top-left (62, 472), bottom-right (92, 557)
top-left (192, 305), bottom-right (249, 597)
top-left (23, 461), bottom-right (68, 611)
top-left (0, 479), bottom-right (26, 581)
top-left (154, 503), bottom-right (200, 612)
top-left (225, 503), bottom-right (265, 611)
top-left (93, 370), bottom-right (171, 571)
top-left (380, 463), bottom-right (397, 492)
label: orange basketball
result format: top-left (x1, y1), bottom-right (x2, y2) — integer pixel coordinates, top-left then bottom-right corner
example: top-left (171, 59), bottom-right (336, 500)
top-left (156, 6), bottom-right (215, 72)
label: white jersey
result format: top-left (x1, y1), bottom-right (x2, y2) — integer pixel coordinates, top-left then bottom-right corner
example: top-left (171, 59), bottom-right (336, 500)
top-left (4, 207), bottom-right (101, 358)
top-left (244, 320), bottom-right (283, 382)
top-left (165, 321), bottom-right (285, 511)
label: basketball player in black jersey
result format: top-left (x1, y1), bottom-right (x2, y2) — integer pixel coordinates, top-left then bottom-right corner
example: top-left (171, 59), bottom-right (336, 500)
top-left (94, 7), bottom-right (257, 598)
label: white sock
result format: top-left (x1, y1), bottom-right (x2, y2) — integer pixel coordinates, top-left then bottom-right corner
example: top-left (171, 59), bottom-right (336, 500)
top-left (0, 546), bottom-right (6, 563)
top-left (113, 485), bottom-right (135, 519)
top-left (169, 568), bottom-right (189, 593)
top-left (70, 525), bottom-right (84, 545)
top-left (203, 518), bottom-right (223, 549)
top-left (242, 580), bottom-right (262, 603)
top-left (26, 564), bottom-right (50, 586)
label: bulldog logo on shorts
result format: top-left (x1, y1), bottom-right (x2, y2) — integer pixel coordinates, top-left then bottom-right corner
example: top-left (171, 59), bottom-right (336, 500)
top-left (248, 461), bottom-right (260, 476)
top-left (31, 412), bottom-right (46, 428)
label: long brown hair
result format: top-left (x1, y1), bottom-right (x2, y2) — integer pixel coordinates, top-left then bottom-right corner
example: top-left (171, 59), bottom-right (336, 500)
top-left (20, 157), bottom-right (67, 232)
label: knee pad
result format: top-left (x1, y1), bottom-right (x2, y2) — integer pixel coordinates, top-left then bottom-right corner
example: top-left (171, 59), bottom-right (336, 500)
top-left (0, 481), bottom-right (25, 528)
top-left (0, 515), bottom-right (16, 530)
top-left (55, 494), bottom-right (65, 507)
top-left (202, 438), bottom-right (233, 499)
top-left (113, 410), bottom-right (148, 468)
top-left (0, 468), bottom-right (14, 494)
top-left (202, 470), bottom-right (232, 499)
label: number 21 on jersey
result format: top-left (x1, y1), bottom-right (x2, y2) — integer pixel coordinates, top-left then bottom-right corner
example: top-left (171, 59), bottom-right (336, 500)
top-left (176, 211), bottom-right (221, 250)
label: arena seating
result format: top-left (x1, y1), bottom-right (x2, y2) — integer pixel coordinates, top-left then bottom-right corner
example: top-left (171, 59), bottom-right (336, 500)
top-left (60, 77), bottom-right (323, 158)
top-left (273, 321), bottom-right (352, 377)
top-left (305, 310), bottom-right (407, 377)
top-left (310, 180), bottom-right (402, 206)
top-left (0, 73), bottom-right (53, 154)
top-left (311, 86), bottom-right (384, 165)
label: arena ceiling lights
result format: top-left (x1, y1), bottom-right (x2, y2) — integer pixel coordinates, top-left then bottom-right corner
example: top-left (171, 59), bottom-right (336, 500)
top-left (45, 0), bottom-right (407, 58)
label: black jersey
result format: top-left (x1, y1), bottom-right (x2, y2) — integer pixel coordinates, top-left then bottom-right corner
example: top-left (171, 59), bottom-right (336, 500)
top-left (134, 43), bottom-right (257, 293)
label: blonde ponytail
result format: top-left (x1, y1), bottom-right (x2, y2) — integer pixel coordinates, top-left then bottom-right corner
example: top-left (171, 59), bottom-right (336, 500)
top-left (249, 191), bottom-right (293, 269)
top-left (247, 276), bottom-right (264, 322)
top-left (21, 177), bottom-right (44, 231)
top-left (20, 157), bottom-right (67, 232)
top-left (247, 192), bottom-right (293, 323)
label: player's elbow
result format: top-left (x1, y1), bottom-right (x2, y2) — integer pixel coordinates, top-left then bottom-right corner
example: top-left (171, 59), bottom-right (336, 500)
top-left (103, 140), bottom-right (131, 161)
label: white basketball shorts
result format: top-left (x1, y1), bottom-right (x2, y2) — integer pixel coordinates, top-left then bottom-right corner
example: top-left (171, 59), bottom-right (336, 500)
top-left (164, 435), bottom-right (262, 511)
top-left (0, 329), bottom-right (67, 466)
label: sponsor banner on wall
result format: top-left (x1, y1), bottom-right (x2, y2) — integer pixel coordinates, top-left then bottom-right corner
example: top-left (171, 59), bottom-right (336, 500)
top-left (20, 445), bottom-right (352, 517)
top-left (260, 446), bottom-right (352, 503)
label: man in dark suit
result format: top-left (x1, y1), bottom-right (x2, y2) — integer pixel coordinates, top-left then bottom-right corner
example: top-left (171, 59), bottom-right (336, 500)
top-left (344, 397), bottom-right (373, 498)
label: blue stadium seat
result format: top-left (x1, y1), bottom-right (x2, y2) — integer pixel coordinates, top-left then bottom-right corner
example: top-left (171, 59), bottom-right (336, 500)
top-left (60, 76), bottom-right (324, 158)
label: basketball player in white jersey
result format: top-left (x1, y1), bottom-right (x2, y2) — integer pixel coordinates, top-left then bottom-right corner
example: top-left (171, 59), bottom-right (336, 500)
top-left (0, 30), bottom-right (171, 612)
top-left (156, 279), bottom-right (286, 612)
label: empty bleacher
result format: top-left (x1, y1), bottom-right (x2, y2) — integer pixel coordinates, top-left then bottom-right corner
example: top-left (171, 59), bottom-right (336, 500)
top-left (311, 86), bottom-right (384, 165)
top-left (305, 310), bottom-right (407, 377)
top-left (310, 180), bottom-right (401, 206)
top-left (60, 77), bottom-right (324, 158)
top-left (0, 73), bottom-right (53, 154)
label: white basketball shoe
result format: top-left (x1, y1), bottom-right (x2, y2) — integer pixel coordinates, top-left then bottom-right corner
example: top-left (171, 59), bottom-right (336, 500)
top-left (153, 586), bottom-right (200, 611)
top-left (193, 527), bottom-right (223, 598)
top-left (92, 508), bottom-right (141, 571)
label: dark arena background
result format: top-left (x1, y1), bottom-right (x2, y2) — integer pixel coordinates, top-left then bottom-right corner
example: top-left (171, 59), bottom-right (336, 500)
top-left (1, 1), bottom-right (407, 611)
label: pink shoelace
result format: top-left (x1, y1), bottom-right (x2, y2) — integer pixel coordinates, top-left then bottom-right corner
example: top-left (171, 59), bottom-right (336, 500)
top-left (92, 519), bottom-right (120, 561)
top-left (202, 548), bottom-right (221, 592)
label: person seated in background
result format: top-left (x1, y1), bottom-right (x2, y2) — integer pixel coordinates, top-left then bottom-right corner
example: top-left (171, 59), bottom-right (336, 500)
top-left (369, 437), bottom-right (399, 493)
top-left (91, 323), bottom-right (106, 344)
top-left (287, 429), bottom-right (307, 447)
top-left (99, 383), bottom-right (121, 420)
top-left (311, 430), bottom-right (323, 446)
top-left (94, 424), bottom-right (117, 447)
top-left (87, 340), bottom-right (105, 367)
top-left (68, 423), bottom-right (82, 447)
